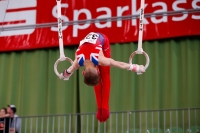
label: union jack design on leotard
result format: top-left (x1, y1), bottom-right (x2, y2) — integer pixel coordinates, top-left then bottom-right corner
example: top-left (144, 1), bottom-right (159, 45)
top-left (76, 32), bottom-right (104, 66)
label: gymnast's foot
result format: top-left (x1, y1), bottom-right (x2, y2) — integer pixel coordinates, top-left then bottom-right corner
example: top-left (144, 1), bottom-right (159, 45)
top-left (96, 108), bottom-right (110, 122)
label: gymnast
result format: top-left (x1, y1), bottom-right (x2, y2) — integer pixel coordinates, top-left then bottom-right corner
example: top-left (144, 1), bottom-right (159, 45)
top-left (60, 32), bottom-right (145, 122)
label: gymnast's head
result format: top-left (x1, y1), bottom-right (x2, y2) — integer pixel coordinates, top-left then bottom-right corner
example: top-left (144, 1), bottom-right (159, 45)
top-left (82, 67), bottom-right (100, 86)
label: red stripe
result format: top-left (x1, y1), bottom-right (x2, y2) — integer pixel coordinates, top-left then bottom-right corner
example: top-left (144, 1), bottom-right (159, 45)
top-left (6, 7), bottom-right (36, 12)
top-left (0, 20), bottom-right (26, 26)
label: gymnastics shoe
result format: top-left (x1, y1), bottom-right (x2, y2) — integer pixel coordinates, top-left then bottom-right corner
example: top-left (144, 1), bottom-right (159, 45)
top-left (96, 108), bottom-right (110, 122)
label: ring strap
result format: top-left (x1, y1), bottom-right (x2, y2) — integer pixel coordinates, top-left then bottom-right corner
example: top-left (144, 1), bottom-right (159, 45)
top-left (56, 0), bottom-right (65, 59)
top-left (137, 0), bottom-right (145, 54)
top-left (54, 0), bottom-right (74, 79)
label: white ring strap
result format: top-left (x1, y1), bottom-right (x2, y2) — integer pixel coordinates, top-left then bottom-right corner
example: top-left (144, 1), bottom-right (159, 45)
top-left (56, 0), bottom-right (65, 60)
top-left (129, 0), bottom-right (150, 75)
top-left (54, 0), bottom-right (73, 78)
top-left (137, 0), bottom-right (145, 54)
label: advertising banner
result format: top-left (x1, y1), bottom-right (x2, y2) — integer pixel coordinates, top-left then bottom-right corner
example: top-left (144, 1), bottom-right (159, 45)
top-left (0, 0), bottom-right (199, 51)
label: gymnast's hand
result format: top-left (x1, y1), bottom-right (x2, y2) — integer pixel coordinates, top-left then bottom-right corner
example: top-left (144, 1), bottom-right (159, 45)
top-left (59, 61), bottom-right (79, 80)
top-left (59, 69), bottom-right (73, 80)
top-left (128, 64), bottom-right (145, 73)
top-left (138, 65), bottom-right (145, 73)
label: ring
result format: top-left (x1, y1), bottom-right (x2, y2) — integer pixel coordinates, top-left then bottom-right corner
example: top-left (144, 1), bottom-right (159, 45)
top-left (54, 57), bottom-right (73, 77)
top-left (129, 51), bottom-right (150, 69)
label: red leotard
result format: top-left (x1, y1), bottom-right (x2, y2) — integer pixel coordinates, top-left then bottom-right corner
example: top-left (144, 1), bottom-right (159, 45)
top-left (76, 32), bottom-right (111, 122)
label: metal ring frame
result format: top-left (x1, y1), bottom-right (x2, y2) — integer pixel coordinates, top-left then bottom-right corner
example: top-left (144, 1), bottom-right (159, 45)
top-left (54, 57), bottom-right (73, 77)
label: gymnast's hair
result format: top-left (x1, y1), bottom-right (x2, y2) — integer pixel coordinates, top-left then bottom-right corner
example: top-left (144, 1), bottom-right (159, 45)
top-left (83, 68), bottom-right (100, 86)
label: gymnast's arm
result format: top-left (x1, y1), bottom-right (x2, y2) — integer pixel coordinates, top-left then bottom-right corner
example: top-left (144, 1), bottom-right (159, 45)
top-left (66, 58), bottom-right (80, 74)
top-left (62, 55), bottom-right (80, 79)
top-left (98, 51), bottom-right (145, 72)
top-left (99, 57), bottom-right (130, 69)
top-left (98, 51), bottom-right (130, 69)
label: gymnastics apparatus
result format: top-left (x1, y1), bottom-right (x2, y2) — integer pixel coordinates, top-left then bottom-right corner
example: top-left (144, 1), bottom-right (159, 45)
top-left (54, 0), bottom-right (150, 122)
